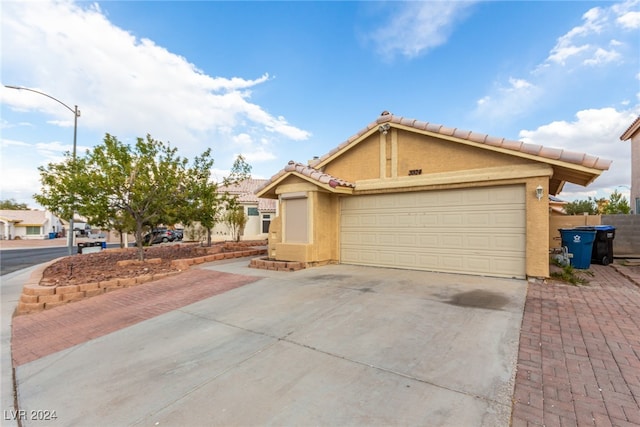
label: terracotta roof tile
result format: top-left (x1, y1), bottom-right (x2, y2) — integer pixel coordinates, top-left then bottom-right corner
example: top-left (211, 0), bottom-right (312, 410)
top-left (539, 146), bottom-right (562, 160)
top-left (309, 113), bottom-right (611, 171)
top-left (521, 142), bottom-right (542, 156)
top-left (257, 161), bottom-right (356, 194)
top-left (501, 139), bottom-right (523, 151)
top-left (620, 115), bottom-right (640, 140)
top-left (468, 132), bottom-right (488, 144)
top-left (218, 179), bottom-right (276, 211)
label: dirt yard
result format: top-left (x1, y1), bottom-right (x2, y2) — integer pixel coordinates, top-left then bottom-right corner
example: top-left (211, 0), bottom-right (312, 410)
top-left (38, 243), bottom-right (240, 286)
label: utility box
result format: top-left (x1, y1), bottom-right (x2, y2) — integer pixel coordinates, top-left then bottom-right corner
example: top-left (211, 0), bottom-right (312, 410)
top-left (78, 241), bottom-right (102, 254)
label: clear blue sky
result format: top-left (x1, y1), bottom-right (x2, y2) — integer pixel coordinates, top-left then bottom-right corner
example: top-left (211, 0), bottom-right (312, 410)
top-left (1, 0), bottom-right (638, 208)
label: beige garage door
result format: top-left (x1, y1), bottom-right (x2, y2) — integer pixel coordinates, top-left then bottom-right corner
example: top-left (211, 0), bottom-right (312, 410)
top-left (340, 185), bottom-right (526, 278)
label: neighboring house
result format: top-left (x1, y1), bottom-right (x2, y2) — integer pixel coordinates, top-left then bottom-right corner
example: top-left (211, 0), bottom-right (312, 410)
top-left (0, 209), bottom-right (64, 240)
top-left (210, 178), bottom-right (277, 240)
top-left (549, 195), bottom-right (568, 215)
top-left (256, 112), bottom-right (611, 279)
top-left (619, 115), bottom-right (640, 214)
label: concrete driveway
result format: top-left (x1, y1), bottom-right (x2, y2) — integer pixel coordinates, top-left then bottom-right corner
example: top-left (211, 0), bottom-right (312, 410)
top-left (15, 260), bottom-right (527, 426)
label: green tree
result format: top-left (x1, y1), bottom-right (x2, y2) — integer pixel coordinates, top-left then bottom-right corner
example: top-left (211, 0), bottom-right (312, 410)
top-left (34, 154), bottom-right (87, 222)
top-left (183, 154), bottom-right (252, 246)
top-left (564, 191), bottom-right (631, 215)
top-left (0, 199), bottom-right (29, 210)
top-left (35, 133), bottom-right (214, 260)
top-left (564, 198), bottom-right (597, 215)
top-left (180, 148), bottom-right (221, 247)
top-left (602, 190), bottom-right (630, 214)
top-left (223, 198), bottom-right (248, 242)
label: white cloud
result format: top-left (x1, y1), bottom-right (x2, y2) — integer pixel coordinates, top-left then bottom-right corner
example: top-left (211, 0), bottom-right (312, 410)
top-left (0, 165), bottom-right (41, 207)
top-left (582, 47), bottom-right (621, 66)
top-left (474, 78), bottom-right (541, 121)
top-left (617, 10), bottom-right (640, 28)
top-left (545, 0), bottom-right (637, 68)
top-left (0, 138), bottom-right (29, 148)
top-left (518, 107), bottom-right (639, 199)
top-left (239, 146), bottom-right (277, 164)
top-left (0, 0), bottom-right (310, 156)
top-left (475, 1), bottom-right (637, 125)
top-left (367, 2), bottom-right (476, 60)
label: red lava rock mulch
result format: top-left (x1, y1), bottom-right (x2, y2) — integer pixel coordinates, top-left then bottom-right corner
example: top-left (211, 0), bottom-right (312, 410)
top-left (38, 243), bottom-right (247, 286)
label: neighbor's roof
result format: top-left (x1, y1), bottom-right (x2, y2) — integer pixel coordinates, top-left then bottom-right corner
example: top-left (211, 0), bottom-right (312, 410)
top-left (0, 209), bottom-right (46, 226)
top-left (218, 178), bottom-right (276, 212)
top-left (620, 116), bottom-right (640, 140)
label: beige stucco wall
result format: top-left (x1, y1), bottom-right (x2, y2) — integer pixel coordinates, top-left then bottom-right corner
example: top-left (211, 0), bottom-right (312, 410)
top-left (266, 128), bottom-right (574, 278)
top-left (549, 215), bottom-right (601, 248)
top-left (395, 130), bottom-right (531, 176)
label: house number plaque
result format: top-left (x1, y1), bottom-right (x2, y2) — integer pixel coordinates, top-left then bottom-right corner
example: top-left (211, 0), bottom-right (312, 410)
top-left (408, 169), bottom-right (422, 175)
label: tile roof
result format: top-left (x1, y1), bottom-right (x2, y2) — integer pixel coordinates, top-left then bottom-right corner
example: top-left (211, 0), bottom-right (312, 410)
top-left (309, 113), bottom-right (612, 171)
top-left (256, 161), bottom-right (356, 194)
top-left (218, 179), bottom-right (276, 212)
top-left (0, 210), bottom-right (46, 225)
top-left (620, 115), bottom-right (640, 140)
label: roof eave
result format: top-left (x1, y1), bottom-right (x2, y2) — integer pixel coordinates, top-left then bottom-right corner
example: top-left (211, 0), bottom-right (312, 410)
top-left (620, 116), bottom-right (640, 140)
top-left (256, 171), bottom-right (354, 198)
top-left (312, 121), bottom-right (611, 181)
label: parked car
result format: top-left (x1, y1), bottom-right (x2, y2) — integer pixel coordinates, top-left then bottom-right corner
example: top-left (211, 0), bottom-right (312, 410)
top-left (172, 229), bottom-right (184, 241)
top-left (142, 228), bottom-right (175, 245)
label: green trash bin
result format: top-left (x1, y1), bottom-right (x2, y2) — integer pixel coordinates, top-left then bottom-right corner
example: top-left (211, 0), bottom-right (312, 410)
top-left (559, 228), bottom-right (596, 269)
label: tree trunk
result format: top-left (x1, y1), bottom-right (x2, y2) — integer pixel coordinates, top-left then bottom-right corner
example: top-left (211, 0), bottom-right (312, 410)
top-left (135, 219), bottom-right (145, 261)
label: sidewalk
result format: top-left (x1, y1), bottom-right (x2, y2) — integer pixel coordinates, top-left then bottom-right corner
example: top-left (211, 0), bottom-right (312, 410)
top-left (0, 238), bottom-right (70, 250)
top-left (512, 263), bottom-right (640, 426)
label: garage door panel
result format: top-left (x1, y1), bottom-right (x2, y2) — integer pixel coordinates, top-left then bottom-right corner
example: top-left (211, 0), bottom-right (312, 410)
top-left (341, 186), bottom-right (526, 278)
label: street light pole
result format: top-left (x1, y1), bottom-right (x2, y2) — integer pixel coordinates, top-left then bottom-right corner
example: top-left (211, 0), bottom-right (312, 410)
top-left (4, 85), bottom-right (80, 256)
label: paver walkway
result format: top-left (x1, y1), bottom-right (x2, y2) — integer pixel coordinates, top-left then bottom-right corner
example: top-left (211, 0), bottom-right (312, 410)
top-left (11, 268), bottom-right (259, 366)
top-left (512, 264), bottom-right (640, 426)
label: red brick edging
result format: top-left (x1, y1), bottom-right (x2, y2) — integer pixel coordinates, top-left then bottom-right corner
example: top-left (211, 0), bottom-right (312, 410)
top-left (15, 247), bottom-right (267, 315)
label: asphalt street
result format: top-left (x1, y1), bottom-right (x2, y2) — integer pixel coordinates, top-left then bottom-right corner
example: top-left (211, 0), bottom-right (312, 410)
top-left (0, 244), bottom-right (126, 276)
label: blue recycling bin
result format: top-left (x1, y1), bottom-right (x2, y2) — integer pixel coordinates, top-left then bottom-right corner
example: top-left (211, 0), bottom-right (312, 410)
top-left (559, 228), bottom-right (596, 269)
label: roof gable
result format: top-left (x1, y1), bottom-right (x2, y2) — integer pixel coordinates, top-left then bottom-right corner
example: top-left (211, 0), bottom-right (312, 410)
top-left (311, 113), bottom-right (612, 172)
top-left (259, 113), bottom-right (611, 197)
top-left (256, 161), bottom-right (355, 198)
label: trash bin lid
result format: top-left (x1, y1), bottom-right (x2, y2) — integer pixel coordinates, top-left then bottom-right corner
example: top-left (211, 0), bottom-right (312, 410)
top-left (574, 225), bottom-right (615, 231)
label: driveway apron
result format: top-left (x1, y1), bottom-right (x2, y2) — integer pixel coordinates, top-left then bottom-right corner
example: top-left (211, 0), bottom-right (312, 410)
top-left (14, 261), bottom-right (526, 426)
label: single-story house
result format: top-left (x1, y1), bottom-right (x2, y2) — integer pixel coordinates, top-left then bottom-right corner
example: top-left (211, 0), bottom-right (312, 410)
top-left (256, 112), bottom-right (611, 279)
top-left (211, 178), bottom-right (277, 240)
top-left (0, 209), bottom-right (64, 240)
top-left (619, 115), bottom-right (640, 214)
top-left (549, 195), bottom-right (568, 215)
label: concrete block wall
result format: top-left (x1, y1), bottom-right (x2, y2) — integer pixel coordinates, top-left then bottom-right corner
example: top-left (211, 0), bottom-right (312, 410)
top-left (602, 215), bottom-right (640, 255)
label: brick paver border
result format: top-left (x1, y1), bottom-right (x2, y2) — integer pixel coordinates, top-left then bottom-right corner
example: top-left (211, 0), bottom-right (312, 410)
top-left (512, 264), bottom-right (640, 426)
top-left (12, 268), bottom-right (260, 367)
